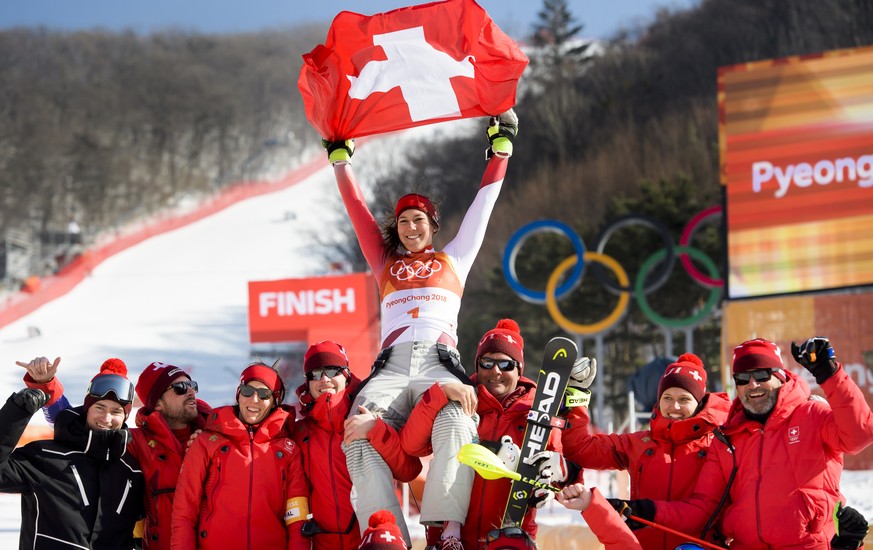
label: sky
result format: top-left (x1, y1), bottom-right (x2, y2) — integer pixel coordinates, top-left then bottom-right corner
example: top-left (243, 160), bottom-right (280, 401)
top-left (1, 0), bottom-right (699, 41)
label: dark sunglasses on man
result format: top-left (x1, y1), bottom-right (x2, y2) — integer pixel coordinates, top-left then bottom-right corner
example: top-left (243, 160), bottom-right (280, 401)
top-left (238, 384), bottom-right (273, 400)
top-left (306, 367), bottom-right (348, 381)
top-left (87, 374), bottom-right (135, 405)
top-left (167, 380), bottom-right (198, 395)
top-left (732, 368), bottom-right (778, 386)
top-left (477, 357), bottom-right (519, 372)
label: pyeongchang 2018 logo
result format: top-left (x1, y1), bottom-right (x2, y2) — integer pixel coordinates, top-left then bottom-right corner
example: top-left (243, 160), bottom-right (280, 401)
top-left (389, 258), bottom-right (442, 281)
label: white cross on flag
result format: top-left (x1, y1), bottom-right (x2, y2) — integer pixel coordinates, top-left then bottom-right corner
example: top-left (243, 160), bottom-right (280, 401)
top-left (298, 0), bottom-right (528, 140)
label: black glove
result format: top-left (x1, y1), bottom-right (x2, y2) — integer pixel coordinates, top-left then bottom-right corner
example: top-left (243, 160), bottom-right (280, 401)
top-left (606, 498), bottom-right (655, 531)
top-left (831, 505), bottom-right (868, 549)
top-left (322, 138), bottom-right (355, 165)
top-left (12, 388), bottom-right (47, 415)
top-left (791, 336), bottom-right (838, 384)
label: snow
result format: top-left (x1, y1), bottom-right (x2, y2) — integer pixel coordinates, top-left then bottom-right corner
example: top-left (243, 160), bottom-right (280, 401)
top-left (0, 120), bottom-right (871, 546)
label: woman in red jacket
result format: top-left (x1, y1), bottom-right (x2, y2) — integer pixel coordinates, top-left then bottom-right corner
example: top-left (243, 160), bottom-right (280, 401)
top-left (291, 341), bottom-right (422, 550)
top-left (561, 353), bottom-right (731, 550)
top-left (171, 362), bottom-right (309, 550)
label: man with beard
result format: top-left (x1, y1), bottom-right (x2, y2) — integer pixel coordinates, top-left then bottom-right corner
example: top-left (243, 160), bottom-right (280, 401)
top-left (609, 337), bottom-right (873, 548)
top-left (20, 358), bottom-right (211, 550)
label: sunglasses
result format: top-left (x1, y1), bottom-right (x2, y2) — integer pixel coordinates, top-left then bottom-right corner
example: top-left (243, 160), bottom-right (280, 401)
top-left (306, 367), bottom-right (348, 381)
top-left (477, 357), bottom-right (519, 372)
top-left (732, 369), bottom-right (776, 386)
top-left (88, 374), bottom-right (134, 405)
top-left (238, 384), bottom-right (273, 400)
top-left (167, 380), bottom-right (198, 395)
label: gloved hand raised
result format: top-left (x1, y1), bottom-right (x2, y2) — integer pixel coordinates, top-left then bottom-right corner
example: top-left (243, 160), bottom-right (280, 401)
top-left (831, 504), bottom-right (868, 549)
top-left (485, 109), bottom-right (518, 158)
top-left (322, 138), bottom-right (355, 165)
top-left (568, 357), bottom-right (596, 390)
top-left (12, 388), bottom-right (47, 416)
top-left (564, 357), bottom-right (596, 409)
top-left (606, 497), bottom-right (655, 531)
top-left (791, 336), bottom-right (838, 385)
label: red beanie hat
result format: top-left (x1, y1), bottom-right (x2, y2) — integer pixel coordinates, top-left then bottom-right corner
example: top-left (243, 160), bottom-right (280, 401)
top-left (303, 340), bottom-right (349, 375)
top-left (136, 362), bottom-right (189, 411)
top-left (237, 362), bottom-right (285, 404)
top-left (658, 353), bottom-right (707, 402)
top-left (358, 510), bottom-right (407, 550)
top-left (731, 338), bottom-right (787, 381)
top-left (476, 319), bottom-right (525, 372)
top-left (394, 193), bottom-right (439, 228)
top-left (84, 358), bottom-right (134, 420)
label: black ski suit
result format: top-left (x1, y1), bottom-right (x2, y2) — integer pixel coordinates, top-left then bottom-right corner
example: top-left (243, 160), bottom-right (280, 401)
top-left (0, 396), bottom-right (144, 549)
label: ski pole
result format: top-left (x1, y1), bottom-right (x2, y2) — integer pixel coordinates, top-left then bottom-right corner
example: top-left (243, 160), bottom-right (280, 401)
top-left (625, 515), bottom-right (722, 550)
top-left (457, 443), bottom-right (559, 493)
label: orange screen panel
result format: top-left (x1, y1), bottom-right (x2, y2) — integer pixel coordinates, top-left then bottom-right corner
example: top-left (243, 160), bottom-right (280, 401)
top-left (719, 46), bottom-right (873, 298)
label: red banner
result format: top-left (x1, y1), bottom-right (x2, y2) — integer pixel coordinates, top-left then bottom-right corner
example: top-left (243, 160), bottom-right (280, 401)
top-left (298, 0), bottom-right (528, 140)
top-left (248, 273), bottom-right (379, 378)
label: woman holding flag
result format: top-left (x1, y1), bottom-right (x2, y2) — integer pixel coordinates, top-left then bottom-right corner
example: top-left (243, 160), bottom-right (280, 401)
top-left (323, 109), bottom-right (517, 550)
top-left (299, 5), bottom-right (528, 547)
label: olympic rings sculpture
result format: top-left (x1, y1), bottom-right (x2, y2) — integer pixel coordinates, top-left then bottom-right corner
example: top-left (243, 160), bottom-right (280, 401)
top-left (502, 207), bottom-right (723, 335)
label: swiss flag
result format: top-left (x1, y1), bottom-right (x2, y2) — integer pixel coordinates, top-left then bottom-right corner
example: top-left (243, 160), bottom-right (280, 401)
top-left (298, 0), bottom-right (528, 140)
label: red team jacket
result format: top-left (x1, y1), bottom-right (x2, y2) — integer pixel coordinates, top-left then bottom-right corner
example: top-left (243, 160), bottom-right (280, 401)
top-left (561, 392), bottom-right (731, 549)
top-left (131, 400), bottom-right (211, 550)
top-left (654, 367), bottom-right (873, 549)
top-left (400, 375), bottom-right (563, 550)
top-left (292, 379), bottom-right (422, 550)
top-left (171, 405), bottom-right (309, 550)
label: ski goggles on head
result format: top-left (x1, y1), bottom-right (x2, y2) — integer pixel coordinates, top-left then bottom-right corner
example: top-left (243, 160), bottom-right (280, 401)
top-left (732, 368), bottom-right (778, 386)
top-left (87, 374), bottom-right (134, 405)
top-left (167, 380), bottom-right (198, 395)
top-left (477, 357), bottom-right (520, 372)
top-left (485, 526), bottom-right (535, 549)
top-left (306, 367), bottom-right (348, 381)
top-left (238, 384), bottom-right (273, 400)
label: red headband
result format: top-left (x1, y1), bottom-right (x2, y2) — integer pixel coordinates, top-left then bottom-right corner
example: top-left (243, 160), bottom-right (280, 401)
top-left (394, 194), bottom-right (439, 226)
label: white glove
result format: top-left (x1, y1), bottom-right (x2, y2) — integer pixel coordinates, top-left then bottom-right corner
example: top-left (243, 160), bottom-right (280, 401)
top-left (529, 450), bottom-right (569, 484)
top-left (496, 435), bottom-right (520, 472)
top-left (567, 357), bottom-right (596, 390)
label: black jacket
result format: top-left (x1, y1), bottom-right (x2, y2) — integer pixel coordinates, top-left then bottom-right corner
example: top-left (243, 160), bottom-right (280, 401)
top-left (0, 395), bottom-right (144, 549)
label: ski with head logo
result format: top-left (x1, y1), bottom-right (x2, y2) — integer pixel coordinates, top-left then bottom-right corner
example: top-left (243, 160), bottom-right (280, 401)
top-left (501, 336), bottom-right (577, 527)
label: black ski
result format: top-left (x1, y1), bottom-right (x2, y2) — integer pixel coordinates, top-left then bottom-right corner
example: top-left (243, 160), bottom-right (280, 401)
top-left (501, 336), bottom-right (577, 527)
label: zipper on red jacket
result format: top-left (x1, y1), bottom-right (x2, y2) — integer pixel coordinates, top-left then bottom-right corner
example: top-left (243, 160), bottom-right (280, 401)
top-left (473, 409), bottom-right (507, 543)
top-left (325, 393), bottom-right (344, 540)
top-left (754, 428), bottom-right (764, 543)
top-left (248, 425), bottom-right (255, 550)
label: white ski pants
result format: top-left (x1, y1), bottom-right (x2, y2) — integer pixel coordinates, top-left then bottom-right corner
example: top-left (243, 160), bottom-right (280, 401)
top-left (343, 341), bottom-right (479, 544)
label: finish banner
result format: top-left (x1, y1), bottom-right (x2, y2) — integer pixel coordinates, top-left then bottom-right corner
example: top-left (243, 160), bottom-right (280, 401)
top-left (248, 272), bottom-right (379, 378)
top-left (719, 45), bottom-right (873, 299)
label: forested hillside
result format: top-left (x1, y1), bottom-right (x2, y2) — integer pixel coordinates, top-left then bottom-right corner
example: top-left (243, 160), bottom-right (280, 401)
top-left (3, 0), bottom-right (873, 412)
top-left (0, 24), bottom-right (325, 239)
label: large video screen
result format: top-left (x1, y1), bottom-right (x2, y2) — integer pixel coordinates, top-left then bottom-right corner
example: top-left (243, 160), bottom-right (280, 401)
top-left (720, 46), bottom-right (873, 299)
